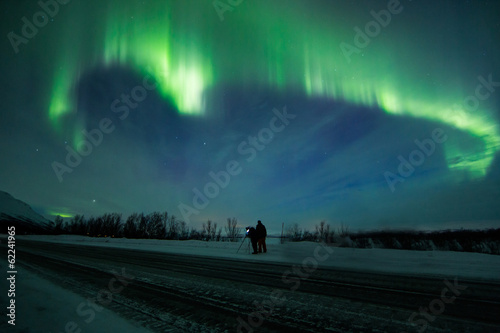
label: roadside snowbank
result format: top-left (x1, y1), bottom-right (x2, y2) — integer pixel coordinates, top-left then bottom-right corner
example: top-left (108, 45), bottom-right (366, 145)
top-left (0, 264), bottom-right (153, 333)
top-left (15, 234), bottom-right (500, 281)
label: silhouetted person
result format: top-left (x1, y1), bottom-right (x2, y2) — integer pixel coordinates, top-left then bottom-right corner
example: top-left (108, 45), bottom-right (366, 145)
top-left (256, 220), bottom-right (267, 253)
top-left (246, 226), bottom-right (259, 254)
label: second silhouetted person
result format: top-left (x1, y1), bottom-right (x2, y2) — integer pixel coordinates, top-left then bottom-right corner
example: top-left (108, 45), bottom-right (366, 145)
top-left (256, 220), bottom-right (267, 253)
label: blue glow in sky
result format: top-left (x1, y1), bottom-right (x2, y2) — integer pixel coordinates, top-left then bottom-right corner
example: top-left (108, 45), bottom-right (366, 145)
top-left (1, 0), bottom-right (499, 233)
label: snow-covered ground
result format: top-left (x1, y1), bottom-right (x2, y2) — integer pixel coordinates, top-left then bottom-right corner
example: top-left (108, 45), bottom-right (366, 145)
top-left (2, 234), bottom-right (500, 332)
top-left (0, 265), bottom-right (154, 333)
top-left (15, 234), bottom-right (500, 281)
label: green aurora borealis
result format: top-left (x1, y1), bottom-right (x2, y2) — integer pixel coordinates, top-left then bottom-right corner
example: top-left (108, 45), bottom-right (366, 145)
top-left (46, 0), bottom-right (499, 180)
top-left (2, 0), bottom-right (499, 229)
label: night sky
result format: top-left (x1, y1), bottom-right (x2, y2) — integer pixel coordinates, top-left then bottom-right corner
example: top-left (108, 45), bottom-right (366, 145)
top-left (1, 0), bottom-right (499, 233)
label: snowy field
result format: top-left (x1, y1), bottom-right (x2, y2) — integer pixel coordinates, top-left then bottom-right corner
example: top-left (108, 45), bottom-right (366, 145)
top-left (2, 234), bottom-right (500, 332)
top-left (1, 265), bottom-right (154, 333)
top-left (14, 234), bottom-right (500, 281)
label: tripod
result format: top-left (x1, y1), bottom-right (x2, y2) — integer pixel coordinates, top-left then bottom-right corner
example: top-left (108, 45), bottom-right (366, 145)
top-left (236, 236), bottom-right (251, 254)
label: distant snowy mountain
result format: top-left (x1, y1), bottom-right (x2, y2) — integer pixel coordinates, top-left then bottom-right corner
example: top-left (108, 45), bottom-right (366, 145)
top-left (0, 191), bottom-right (52, 233)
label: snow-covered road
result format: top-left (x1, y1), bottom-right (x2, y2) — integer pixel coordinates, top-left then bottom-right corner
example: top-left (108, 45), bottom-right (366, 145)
top-left (3, 238), bottom-right (500, 332)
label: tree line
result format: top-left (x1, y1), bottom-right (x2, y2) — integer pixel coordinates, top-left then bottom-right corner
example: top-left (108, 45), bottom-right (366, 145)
top-left (53, 213), bottom-right (241, 241)
top-left (285, 220), bottom-right (500, 255)
top-left (285, 220), bottom-right (350, 242)
top-left (52, 214), bottom-right (343, 243)
top-left (51, 214), bottom-right (499, 255)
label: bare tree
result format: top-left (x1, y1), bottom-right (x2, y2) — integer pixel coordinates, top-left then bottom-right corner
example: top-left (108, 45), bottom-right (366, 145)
top-left (178, 220), bottom-right (189, 239)
top-left (138, 213), bottom-right (148, 238)
top-left (165, 213), bottom-right (178, 239)
top-left (148, 212), bottom-right (165, 239)
top-left (213, 222), bottom-right (218, 241)
top-left (287, 223), bottom-right (303, 241)
top-left (337, 222), bottom-right (350, 238)
top-left (124, 213), bottom-right (139, 238)
top-left (67, 214), bottom-right (86, 235)
top-left (98, 213), bottom-right (122, 237)
top-left (315, 221), bottom-right (330, 242)
top-left (202, 220), bottom-right (217, 241)
top-left (53, 215), bottom-right (64, 234)
top-left (225, 217), bottom-right (241, 242)
top-left (190, 227), bottom-right (202, 240)
top-left (87, 216), bottom-right (102, 237)
top-left (302, 230), bottom-right (314, 241)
